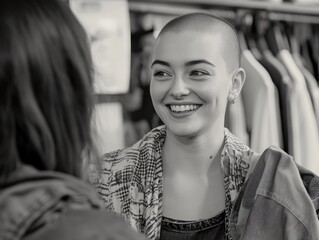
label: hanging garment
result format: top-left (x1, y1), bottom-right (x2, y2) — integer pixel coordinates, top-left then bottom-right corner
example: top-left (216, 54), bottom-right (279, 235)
top-left (225, 93), bottom-right (249, 145)
top-left (277, 49), bottom-right (319, 174)
top-left (265, 25), bottom-right (305, 161)
top-left (293, 54), bottom-right (319, 129)
top-left (241, 49), bottom-right (283, 153)
top-left (258, 49), bottom-right (293, 153)
top-left (247, 40), bottom-right (284, 152)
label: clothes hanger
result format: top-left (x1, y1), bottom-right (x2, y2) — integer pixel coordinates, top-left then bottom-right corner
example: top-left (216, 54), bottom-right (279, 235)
top-left (245, 12), bottom-right (265, 60)
top-left (286, 22), bottom-right (300, 55)
top-left (280, 22), bottom-right (292, 53)
top-left (265, 21), bottom-right (286, 56)
top-left (237, 28), bottom-right (248, 52)
top-left (254, 12), bottom-right (271, 54)
top-left (235, 10), bottom-right (251, 51)
top-left (238, 29), bottom-right (248, 52)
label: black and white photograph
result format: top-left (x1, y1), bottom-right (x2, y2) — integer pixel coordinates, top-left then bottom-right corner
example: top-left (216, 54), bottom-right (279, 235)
top-left (0, 0), bottom-right (319, 239)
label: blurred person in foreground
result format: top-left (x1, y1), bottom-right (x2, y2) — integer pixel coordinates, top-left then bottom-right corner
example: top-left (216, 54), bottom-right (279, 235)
top-left (0, 0), bottom-right (145, 239)
top-left (95, 13), bottom-right (319, 240)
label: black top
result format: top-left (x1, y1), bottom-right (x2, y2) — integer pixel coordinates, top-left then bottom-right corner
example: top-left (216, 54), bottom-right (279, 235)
top-left (160, 210), bottom-right (225, 240)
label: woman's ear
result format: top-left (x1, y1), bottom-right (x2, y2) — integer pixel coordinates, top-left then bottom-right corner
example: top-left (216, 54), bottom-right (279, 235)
top-left (228, 67), bottom-right (246, 102)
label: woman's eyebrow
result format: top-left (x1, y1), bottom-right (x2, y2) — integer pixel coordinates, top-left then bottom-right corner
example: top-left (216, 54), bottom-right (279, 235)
top-left (151, 60), bottom-right (171, 68)
top-left (185, 60), bottom-right (215, 67)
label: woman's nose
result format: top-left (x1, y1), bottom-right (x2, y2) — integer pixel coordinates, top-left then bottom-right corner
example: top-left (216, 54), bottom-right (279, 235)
top-left (169, 77), bottom-right (190, 99)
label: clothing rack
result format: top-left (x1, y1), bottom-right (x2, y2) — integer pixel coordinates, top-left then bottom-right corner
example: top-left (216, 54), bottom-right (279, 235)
top-left (128, 0), bottom-right (319, 24)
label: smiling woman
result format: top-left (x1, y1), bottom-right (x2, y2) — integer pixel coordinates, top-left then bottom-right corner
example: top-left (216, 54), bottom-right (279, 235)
top-left (150, 26), bottom-right (244, 139)
top-left (95, 12), bottom-right (319, 240)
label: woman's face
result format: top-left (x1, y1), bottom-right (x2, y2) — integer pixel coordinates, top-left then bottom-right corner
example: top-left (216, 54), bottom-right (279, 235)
top-left (150, 30), bottom-right (233, 137)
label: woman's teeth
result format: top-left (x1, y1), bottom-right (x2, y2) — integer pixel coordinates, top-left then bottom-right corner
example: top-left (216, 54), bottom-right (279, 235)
top-left (170, 105), bottom-right (199, 112)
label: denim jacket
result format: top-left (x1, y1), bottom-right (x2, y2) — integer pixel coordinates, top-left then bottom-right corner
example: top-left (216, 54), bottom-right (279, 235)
top-left (97, 125), bottom-right (319, 240)
top-left (0, 164), bottom-right (144, 240)
top-left (230, 146), bottom-right (319, 240)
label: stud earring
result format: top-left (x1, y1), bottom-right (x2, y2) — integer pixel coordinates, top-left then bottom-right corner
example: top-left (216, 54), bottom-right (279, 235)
top-left (228, 96), bottom-right (236, 104)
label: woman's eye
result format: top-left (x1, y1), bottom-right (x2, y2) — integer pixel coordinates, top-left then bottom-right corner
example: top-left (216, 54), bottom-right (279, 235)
top-left (153, 71), bottom-right (171, 79)
top-left (190, 70), bottom-right (208, 77)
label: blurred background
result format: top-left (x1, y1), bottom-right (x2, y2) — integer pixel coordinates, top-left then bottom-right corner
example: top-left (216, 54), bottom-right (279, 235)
top-left (67, 0), bottom-right (319, 173)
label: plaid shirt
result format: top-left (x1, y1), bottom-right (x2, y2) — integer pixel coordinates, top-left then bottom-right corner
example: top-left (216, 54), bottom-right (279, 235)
top-left (96, 125), bottom-right (257, 240)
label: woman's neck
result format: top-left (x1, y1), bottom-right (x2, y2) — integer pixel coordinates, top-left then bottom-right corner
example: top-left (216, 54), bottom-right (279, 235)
top-left (163, 126), bottom-right (225, 177)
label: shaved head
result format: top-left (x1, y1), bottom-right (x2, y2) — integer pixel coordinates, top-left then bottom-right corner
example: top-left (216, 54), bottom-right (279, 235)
top-left (157, 13), bottom-right (241, 72)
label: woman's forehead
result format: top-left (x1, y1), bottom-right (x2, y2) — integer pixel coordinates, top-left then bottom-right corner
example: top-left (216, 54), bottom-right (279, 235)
top-left (153, 31), bottom-right (224, 59)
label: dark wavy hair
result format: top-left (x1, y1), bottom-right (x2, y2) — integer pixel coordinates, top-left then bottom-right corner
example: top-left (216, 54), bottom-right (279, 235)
top-left (0, 0), bottom-right (94, 181)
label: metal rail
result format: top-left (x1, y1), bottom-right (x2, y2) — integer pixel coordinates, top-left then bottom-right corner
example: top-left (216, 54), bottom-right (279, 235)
top-left (128, 0), bottom-right (319, 24)
top-left (128, 0), bottom-right (319, 16)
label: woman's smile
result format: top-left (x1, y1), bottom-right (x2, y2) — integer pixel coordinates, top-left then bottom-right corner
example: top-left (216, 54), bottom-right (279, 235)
top-left (166, 104), bottom-right (202, 118)
top-left (168, 104), bottom-right (201, 112)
